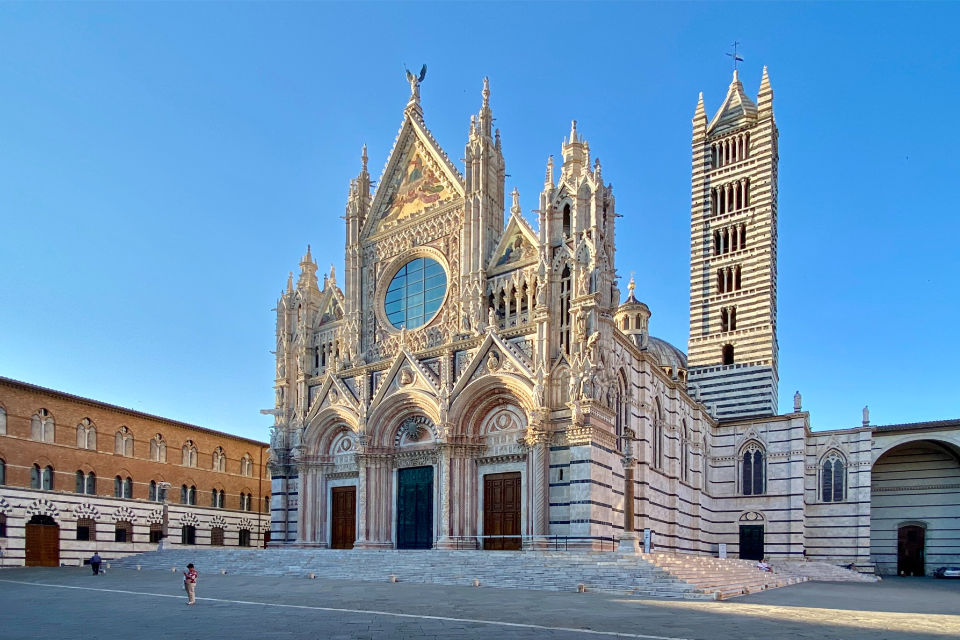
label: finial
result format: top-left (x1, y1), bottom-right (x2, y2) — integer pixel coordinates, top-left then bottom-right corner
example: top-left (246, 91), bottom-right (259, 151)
top-left (286, 272), bottom-right (293, 293)
top-left (302, 244), bottom-right (313, 264)
top-left (570, 120), bottom-right (578, 143)
top-left (329, 264), bottom-right (336, 285)
top-left (510, 187), bottom-right (521, 216)
top-left (545, 155), bottom-right (554, 186)
top-left (482, 76), bottom-right (490, 109)
top-left (361, 144), bottom-right (368, 171)
top-left (628, 273), bottom-right (636, 297)
top-left (495, 128), bottom-right (501, 149)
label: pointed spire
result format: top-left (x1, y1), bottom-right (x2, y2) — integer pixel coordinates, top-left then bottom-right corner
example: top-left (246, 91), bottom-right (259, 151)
top-left (478, 76), bottom-right (493, 136)
top-left (510, 187), bottom-right (521, 216)
top-left (569, 120), bottom-right (578, 142)
top-left (286, 272), bottom-right (294, 293)
top-left (693, 91), bottom-right (707, 138)
top-left (694, 92), bottom-right (706, 119)
top-left (297, 244), bottom-right (318, 290)
top-left (329, 263), bottom-right (336, 286)
top-left (627, 273), bottom-right (636, 300)
top-left (545, 155), bottom-right (554, 188)
top-left (758, 65), bottom-right (774, 116)
top-left (594, 157), bottom-right (602, 183)
top-left (731, 68), bottom-right (740, 85)
top-left (361, 144), bottom-right (368, 172)
top-left (302, 244), bottom-right (313, 264)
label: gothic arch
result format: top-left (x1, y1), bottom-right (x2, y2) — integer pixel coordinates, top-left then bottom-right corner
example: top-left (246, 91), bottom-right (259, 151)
top-left (304, 406), bottom-right (359, 456)
top-left (448, 374), bottom-right (534, 436)
top-left (366, 390), bottom-right (440, 448)
top-left (871, 434), bottom-right (960, 465)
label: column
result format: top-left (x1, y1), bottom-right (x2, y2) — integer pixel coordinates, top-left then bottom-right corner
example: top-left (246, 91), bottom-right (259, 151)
top-left (435, 446), bottom-right (455, 549)
top-left (355, 456), bottom-right (368, 546)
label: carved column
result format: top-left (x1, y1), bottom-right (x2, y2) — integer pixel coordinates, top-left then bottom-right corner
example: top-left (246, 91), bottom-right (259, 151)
top-left (355, 454), bottom-right (368, 546)
top-left (435, 445), bottom-right (454, 549)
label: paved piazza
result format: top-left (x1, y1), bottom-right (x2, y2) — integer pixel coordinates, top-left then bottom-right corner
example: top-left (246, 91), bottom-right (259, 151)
top-left (0, 568), bottom-right (957, 640)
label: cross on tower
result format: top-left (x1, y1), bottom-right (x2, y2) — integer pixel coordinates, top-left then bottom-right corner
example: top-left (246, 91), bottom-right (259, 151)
top-left (726, 41), bottom-right (744, 71)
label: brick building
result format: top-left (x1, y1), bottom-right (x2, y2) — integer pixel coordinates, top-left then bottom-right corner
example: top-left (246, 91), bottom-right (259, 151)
top-left (0, 376), bottom-right (270, 566)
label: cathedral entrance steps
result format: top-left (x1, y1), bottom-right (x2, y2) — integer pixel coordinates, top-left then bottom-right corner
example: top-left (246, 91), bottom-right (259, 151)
top-left (112, 548), bottom-right (729, 599)
top-left (768, 560), bottom-right (880, 582)
top-left (644, 553), bottom-right (807, 599)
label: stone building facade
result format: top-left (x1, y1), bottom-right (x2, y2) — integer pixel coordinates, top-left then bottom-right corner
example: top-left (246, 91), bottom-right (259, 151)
top-left (265, 70), bottom-right (960, 575)
top-left (0, 376), bottom-right (270, 566)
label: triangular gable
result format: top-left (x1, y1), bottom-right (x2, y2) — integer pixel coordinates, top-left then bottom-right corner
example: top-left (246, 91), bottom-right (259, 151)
top-left (707, 71), bottom-right (758, 135)
top-left (488, 212), bottom-right (540, 274)
top-left (305, 373), bottom-right (360, 423)
top-left (451, 331), bottom-right (534, 400)
top-left (313, 286), bottom-right (344, 328)
top-left (369, 347), bottom-right (441, 409)
top-left (364, 115), bottom-right (465, 237)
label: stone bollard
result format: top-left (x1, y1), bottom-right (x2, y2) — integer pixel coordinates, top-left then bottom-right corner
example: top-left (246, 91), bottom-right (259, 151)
top-left (389, 575), bottom-right (397, 583)
top-left (136, 565), bottom-right (141, 571)
top-left (105, 563), bottom-right (111, 570)
top-left (221, 569), bottom-right (227, 575)
top-left (472, 579), bottom-right (480, 587)
top-left (308, 572), bottom-right (316, 579)
top-left (577, 584), bottom-right (587, 593)
top-left (171, 567), bottom-right (177, 573)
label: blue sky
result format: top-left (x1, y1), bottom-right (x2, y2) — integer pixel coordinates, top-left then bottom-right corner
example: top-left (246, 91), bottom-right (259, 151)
top-left (1, 2), bottom-right (957, 441)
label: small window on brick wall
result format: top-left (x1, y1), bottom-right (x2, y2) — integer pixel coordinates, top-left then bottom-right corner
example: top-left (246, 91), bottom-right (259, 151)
top-left (77, 518), bottom-right (96, 541)
top-left (115, 521), bottom-right (132, 543)
top-left (149, 523), bottom-right (163, 544)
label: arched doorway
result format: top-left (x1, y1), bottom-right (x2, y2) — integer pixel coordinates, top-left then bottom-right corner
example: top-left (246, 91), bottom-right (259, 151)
top-left (871, 438), bottom-right (960, 576)
top-left (25, 515), bottom-right (59, 566)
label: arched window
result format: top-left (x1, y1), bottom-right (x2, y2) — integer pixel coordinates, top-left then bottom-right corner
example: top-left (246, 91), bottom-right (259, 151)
top-left (123, 476), bottom-right (133, 498)
top-left (182, 441), bottom-right (198, 467)
top-left (44, 465), bottom-right (54, 490)
top-left (0, 406), bottom-right (6, 435)
top-left (76, 418), bottom-right (96, 450)
top-left (180, 484), bottom-right (188, 504)
top-left (821, 452), bottom-right (846, 502)
top-left (149, 480), bottom-right (158, 501)
top-left (741, 443), bottom-right (766, 495)
top-left (211, 489), bottom-right (225, 508)
top-left (150, 434), bottom-right (166, 462)
top-left (264, 495), bottom-right (271, 513)
top-left (31, 464), bottom-right (41, 489)
top-left (212, 447), bottom-right (226, 472)
top-left (188, 485), bottom-right (197, 506)
top-left (77, 470), bottom-right (95, 493)
top-left (241, 454), bottom-right (253, 477)
top-left (114, 475), bottom-right (123, 497)
top-left (652, 400), bottom-right (664, 470)
top-left (681, 420), bottom-right (691, 484)
top-left (562, 203), bottom-right (571, 237)
top-left (239, 529), bottom-right (251, 547)
top-left (219, 489), bottom-right (225, 508)
top-left (31, 409), bottom-right (55, 443)
top-left (559, 265), bottom-right (572, 356)
top-left (0, 458), bottom-right (5, 485)
top-left (115, 427), bottom-right (134, 457)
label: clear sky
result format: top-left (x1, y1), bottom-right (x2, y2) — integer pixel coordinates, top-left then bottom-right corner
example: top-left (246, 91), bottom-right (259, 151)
top-left (1, 2), bottom-right (957, 441)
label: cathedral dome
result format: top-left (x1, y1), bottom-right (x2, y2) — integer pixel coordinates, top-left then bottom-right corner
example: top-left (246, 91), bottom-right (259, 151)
top-left (645, 336), bottom-right (688, 372)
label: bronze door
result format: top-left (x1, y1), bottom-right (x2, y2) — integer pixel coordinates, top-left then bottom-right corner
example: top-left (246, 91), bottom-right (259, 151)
top-left (898, 525), bottom-right (925, 576)
top-left (484, 472), bottom-right (521, 550)
top-left (25, 516), bottom-right (59, 567)
top-left (331, 486), bottom-right (356, 549)
top-left (739, 525), bottom-right (764, 561)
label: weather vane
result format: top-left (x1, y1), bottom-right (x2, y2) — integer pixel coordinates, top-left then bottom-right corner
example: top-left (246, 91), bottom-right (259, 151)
top-left (726, 41), bottom-right (744, 71)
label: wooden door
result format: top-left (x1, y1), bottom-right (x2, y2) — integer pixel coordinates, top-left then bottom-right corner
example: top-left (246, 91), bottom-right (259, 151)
top-left (739, 525), bottom-right (764, 560)
top-left (396, 466), bottom-right (433, 549)
top-left (898, 525), bottom-right (925, 576)
top-left (331, 486), bottom-right (356, 549)
top-left (484, 472), bottom-right (521, 550)
top-left (25, 516), bottom-right (59, 567)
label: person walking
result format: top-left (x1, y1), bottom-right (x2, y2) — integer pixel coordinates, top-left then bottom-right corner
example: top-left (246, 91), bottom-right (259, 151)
top-left (90, 552), bottom-right (102, 575)
top-left (183, 563), bottom-right (198, 605)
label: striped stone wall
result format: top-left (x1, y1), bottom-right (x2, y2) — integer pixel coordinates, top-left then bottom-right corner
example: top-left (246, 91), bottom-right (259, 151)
top-left (870, 440), bottom-right (960, 575)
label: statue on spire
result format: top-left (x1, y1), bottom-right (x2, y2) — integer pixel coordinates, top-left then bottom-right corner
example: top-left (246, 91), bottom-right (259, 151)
top-left (405, 64), bottom-right (427, 104)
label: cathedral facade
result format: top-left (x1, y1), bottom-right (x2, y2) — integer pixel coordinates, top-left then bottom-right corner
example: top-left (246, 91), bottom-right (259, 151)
top-left (266, 70), bottom-right (960, 575)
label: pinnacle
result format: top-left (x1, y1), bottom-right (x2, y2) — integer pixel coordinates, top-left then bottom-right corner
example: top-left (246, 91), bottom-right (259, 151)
top-left (759, 66), bottom-right (772, 93)
top-left (361, 144), bottom-right (368, 171)
top-left (570, 120), bottom-right (578, 143)
top-left (510, 187), bottom-right (521, 216)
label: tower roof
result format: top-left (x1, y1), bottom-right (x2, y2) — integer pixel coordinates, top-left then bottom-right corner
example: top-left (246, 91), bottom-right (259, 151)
top-left (707, 69), bottom-right (758, 135)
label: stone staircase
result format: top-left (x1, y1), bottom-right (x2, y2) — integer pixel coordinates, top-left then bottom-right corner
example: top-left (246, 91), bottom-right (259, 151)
top-left (646, 553), bottom-right (807, 599)
top-left (769, 560), bottom-right (880, 582)
top-left (111, 548), bottom-right (802, 600)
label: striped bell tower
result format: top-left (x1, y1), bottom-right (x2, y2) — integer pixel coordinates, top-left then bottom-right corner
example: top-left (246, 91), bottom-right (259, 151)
top-left (687, 67), bottom-right (778, 420)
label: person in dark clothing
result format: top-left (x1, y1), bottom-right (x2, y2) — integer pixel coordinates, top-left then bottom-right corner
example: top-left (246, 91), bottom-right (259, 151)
top-left (90, 552), bottom-right (102, 575)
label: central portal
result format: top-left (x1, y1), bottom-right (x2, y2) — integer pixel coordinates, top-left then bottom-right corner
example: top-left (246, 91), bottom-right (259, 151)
top-left (483, 472), bottom-right (521, 550)
top-left (396, 466), bottom-right (434, 549)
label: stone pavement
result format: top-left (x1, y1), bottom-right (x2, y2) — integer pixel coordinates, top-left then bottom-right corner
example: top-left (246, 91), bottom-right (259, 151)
top-left (0, 567), bottom-right (957, 640)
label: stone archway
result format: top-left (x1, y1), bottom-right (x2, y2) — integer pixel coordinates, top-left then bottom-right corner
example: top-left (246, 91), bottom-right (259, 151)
top-left (870, 438), bottom-right (960, 576)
